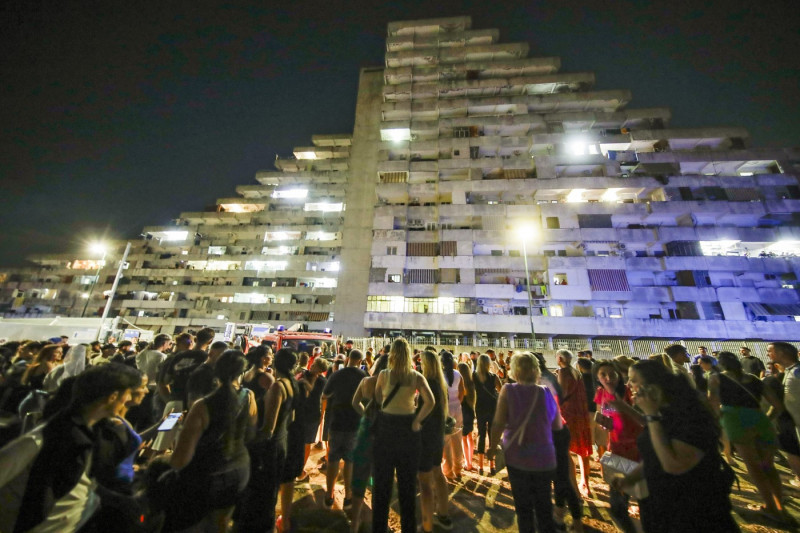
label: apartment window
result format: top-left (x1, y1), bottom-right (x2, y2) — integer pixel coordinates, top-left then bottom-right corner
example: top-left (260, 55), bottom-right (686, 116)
top-left (386, 246), bottom-right (398, 255)
top-left (577, 214), bottom-right (612, 228)
top-left (546, 217), bottom-right (560, 229)
top-left (553, 273), bottom-right (569, 285)
top-left (453, 127), bottom-right (470, 138)
top-left (594, 307), bottom-right (606, 317)
top-left (369, 268), bottom-right (387, 282)
top-left (469, 146), bottom-right (480, 159)
top-left (490, 250), bottom-right (503, 257)
top-left (608, 307), bottom-right (623, 318)
top-left (549, 304), bottom-right (564, 317)
top-left (388, 274), bottom-right (401, 283)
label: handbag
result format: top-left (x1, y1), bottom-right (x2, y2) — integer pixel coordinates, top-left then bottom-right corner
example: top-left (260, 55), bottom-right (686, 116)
top-left (495, 387), bottom-right (540, 473)
top-left (600, 452), bottom-right (649, 500)
top-left (444, 415), bottom-right (458, 435)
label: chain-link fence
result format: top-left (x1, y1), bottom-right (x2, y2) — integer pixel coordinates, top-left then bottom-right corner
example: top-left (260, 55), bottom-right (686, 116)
top-left (347, 336), bottom-right (780, 365)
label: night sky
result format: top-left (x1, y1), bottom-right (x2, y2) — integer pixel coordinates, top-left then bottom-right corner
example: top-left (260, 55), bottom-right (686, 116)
top-left (1, 0), bottom-right (798, 266)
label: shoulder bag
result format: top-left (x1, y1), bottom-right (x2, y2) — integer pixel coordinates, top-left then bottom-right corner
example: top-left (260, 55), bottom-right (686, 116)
top-left (495, 386), bottom-right (540, 473)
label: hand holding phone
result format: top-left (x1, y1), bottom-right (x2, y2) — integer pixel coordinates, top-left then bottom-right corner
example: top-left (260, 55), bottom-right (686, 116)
top-left (157, 412), bottom-right (182, 432)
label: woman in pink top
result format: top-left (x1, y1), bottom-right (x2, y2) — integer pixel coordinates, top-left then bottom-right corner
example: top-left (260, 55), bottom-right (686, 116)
top-left (489, 352), bottom-right (563, 533)
top-left (594, 360), bottom-right (644, 533)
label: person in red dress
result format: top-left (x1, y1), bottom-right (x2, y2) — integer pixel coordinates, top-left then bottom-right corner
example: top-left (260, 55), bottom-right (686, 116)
top-left (556, 349), bottom-right (594, 497)
top-left (594, 360), bottom-right (645, 532)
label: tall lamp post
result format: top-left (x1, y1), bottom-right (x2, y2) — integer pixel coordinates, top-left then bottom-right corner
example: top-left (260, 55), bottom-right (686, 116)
top-left (80, 243), bottom-right (107, 317)
top-left (95, 242), bottom-right (132, 341)
top-left (516, 224), bottom-right (537, 344)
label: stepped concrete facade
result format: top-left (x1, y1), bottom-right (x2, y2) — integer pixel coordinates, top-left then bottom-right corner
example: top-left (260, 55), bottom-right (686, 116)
top-left (2, 16), bottom-right (800, 345)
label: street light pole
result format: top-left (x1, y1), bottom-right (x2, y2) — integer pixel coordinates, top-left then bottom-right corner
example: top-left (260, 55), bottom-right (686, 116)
top-left (80, 252), bottom-right (106, 318)
top-left (521, 238), bottom-right (537, 343)
top-left (97, 242), bottom-right (131, 342)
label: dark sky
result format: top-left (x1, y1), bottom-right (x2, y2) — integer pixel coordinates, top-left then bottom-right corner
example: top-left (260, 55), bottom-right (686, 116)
top-left (1, 0), bottom-right (798, 266)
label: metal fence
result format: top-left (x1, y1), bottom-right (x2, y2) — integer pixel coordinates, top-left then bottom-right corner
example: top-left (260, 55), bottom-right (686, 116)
top-left (348, 336), bottom-right (779, 365)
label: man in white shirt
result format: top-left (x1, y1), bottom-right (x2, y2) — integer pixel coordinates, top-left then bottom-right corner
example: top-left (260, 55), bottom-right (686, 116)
top-left (768, 341), bottom-right (800, 442)
top-left (135, 334), bottom-right (172, 384)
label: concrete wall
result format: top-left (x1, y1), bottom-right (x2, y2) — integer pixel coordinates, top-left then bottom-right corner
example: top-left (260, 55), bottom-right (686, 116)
top-left (333, 68), bottom-right (384, 336)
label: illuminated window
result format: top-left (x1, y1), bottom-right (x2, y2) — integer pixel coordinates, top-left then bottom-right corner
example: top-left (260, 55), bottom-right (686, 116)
top-left (208, 246), bottom-right (226, 255)
top-left (233, 293), bottom-right (270, 304)
top-left (272, 189), bottom-right (308, 199)
top-left (304, 202), bottom-right (343, 212)
top-left (549, 304), bottom-right (564, 317)
top-left (388, 274), bottom-right (401, 283)
top-left (380, 128), bottom-right (411, 142)
top-left (245, 260), bottom-right (287, 271)
top-left (608, 307), bottom-right (623, 318)
top-left (160, 231), bottom-right (188, 241)
top-left (366, 296), bottom-right (471, 314)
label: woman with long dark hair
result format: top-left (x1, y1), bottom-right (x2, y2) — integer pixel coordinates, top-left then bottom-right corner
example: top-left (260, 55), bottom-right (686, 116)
top-left (594, 360), bottom-right (643, 533)
top-left (165, 350), bottom-right (257, 532)
top-left (613, 360), bottom-right (739, 532)
top-left (473, 353), bottom-right (501, 475)
top-left (371, 338), bottom-right (434, 533)
top-left (555, 349), bottom-right (593, 497)
top-left (440, 350), bottom-right (465, 480)
top-left (235, 348), bottom-right (297, 532)
top-left (534, 352), bottom-right (584, 532)
top-left (242, 346), bottom-right (274, 430)
top-left (458, 361), bottom-right (476, 472)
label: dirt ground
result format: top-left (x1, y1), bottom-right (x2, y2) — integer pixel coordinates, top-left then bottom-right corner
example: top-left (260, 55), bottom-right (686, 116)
top-left (286, 445), bottom-right (800, 532)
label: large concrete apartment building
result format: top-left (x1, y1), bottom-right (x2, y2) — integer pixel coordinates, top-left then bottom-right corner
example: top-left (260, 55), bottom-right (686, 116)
top-left (2, 16), bottom-right (800, 347)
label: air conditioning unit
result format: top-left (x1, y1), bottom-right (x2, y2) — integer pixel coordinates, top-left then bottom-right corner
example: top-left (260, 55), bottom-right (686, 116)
top-left (619, 243), bottom-right (627, 250)
top-left (477, 299), bottom-right (487, 305)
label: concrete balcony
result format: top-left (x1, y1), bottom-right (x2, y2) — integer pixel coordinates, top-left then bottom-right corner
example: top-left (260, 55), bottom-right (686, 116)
top-left (546, 257), bottom-right (588, 269)
top-left (756, 288), bottom-right (800, 304)
top-left (668, 286), bottom-right (719, 302)
top-left (585, 256), bottom-right (626, 269)
top-left (549, 284), bottom-right (592, 300)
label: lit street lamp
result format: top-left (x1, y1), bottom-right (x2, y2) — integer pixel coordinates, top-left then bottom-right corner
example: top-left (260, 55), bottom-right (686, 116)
top-left (515, 224), bottom-right (537, 343)
top-left (96, 242), bottom-right (132, 341)
top-left (80, 243), bottom-right (107, 318)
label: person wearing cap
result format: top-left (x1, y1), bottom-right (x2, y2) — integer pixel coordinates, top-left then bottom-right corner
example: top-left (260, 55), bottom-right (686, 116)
top-left (344, 340), bottom-right (354, 356)
top-left (92, 344), bottom-right (117, 365)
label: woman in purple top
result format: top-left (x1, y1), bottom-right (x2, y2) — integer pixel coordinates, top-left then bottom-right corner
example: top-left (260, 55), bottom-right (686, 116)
top-left (489, 352), bottom-right (562, 533)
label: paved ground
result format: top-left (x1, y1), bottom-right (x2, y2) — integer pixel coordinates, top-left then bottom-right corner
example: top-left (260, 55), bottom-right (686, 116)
top-left (286, 446), bottom-right (800, 532)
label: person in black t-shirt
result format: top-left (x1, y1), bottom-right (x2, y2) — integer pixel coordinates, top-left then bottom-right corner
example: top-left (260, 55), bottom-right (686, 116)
top-left (321, 349), bottom-right (366, 508)
top-left (740, 346), bottom-right (766, 378)
top-left (186, 341), bottom-right (229, 404)
top-left (156, 328), bottom-right (216, 410)
top-left (613, 360), bottom-right (740, 532)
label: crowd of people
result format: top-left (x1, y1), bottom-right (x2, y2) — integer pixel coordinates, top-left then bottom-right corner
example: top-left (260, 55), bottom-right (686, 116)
top-left (0, 332), bottom-right (799, 533)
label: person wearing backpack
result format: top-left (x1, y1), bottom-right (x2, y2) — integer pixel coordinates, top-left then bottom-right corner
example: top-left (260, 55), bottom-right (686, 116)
top-left (7, 364), bottom-right (142, 533)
